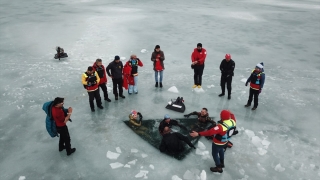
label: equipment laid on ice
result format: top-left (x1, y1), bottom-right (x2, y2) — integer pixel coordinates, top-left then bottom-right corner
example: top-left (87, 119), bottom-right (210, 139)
top-left (124, 117), bottom-right (212, 160)
top-left (54, 46), bottom-right (68, 60)
top-left (165, 96), bottom-right (186, 113)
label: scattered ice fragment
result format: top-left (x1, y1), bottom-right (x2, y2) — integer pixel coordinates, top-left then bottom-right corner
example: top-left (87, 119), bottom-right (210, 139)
top-left (124, 164), bottom-right (131, 168)
top-left (149, 164), bottom-right (154, 170)
top-left (116, 147), bottom-right (122, 153)
top-left (241, 78), bottom-right (247, 83)
top-left (171, 175), bottom-right (182, 180)
top-left (141, 153), bottom-right (148, 158)
top-left (197, 141), bottom-right (206, 150)
top-left (239, 169), bottom-right (245, 175)
top-left (128, 159), bottom-right (137, 165)
top-left (135, 170), bottom-right (149, 178)
top-left (245, 129), bottom-right (255, 138)
top-left (140, 49), bottom-right (148, 53)
top-left (200, 170), bottom-right (206, 180)
top-left (275, 163), bottom-right (285, 172)
top-left (106, 151), bottom-right (120, 160)
top-left (131, 149), bottom-right (139, 153)
top-left (194, 88), bottom-right (205, 93)
top-left (261, 140), bottom-right (270, 149)
top-left (196, 149), bottom-right (209, 156)
top-left (206, 85), bottom-right (214, 88)
top-left (251, 136), bottom-right (263, 148)
top-left (110, 162), bottom-right (124, 169)
top-left (168, 86), bottom-right (179, 93)
top-left (258, 148), bottom-right (267, 155)
top-left (258, 131), bottom-right (264, 135)
top-left (183, 170), bottom-right (195, 180)
top-left (19, 176), bottom-right (26, 180)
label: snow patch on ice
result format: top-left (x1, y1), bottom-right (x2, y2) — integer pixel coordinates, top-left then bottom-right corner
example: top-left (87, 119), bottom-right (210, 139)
top-left (197, 141), bottom-right (206, 150)
top-left (140, 49), bottom-right (148, 53)
top-left (141, 153), bottom-right (148, 158)
top-left (194, 87), bottom-right (205, 93)
top-left (275, 163), bottom-right (285, 172)
top-left (135, 170), bottom-right (149, 178)
top-left (128, 159), bottom-right (137, 165)
top-left (131, 148), bottom-right (139, 153)
top-left (245, 129), bottom-right (255, 138)
top-left (19, 176), bottom-right (26, 180)
top-left (241, 78), bottom-right (247, 83)
top-left (171, 175), bottom-right (182, 180)
top-left (106, 151), bottom-right (120, 160)
top-left (124, 164), bottom-right (131, 168)
top-left (110, 162), bottom-right (124, 169)
top-left (149, 164), bottom-right (154, 170)
top-left (168, 86), bottom-right (179, 93)
top-left (200, 170), bottom-right (206, 180)
top-left (261, 139), bottom-right (270, 149)
top-left (116, 147), bottom-right (122, 153)
top-left (258, 148), bottom-right (268, 155)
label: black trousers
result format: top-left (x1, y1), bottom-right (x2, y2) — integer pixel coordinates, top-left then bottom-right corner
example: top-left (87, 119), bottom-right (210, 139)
top-left (220, 75), bottom-right (233, 95)
top-left (88, 89), bottom-right (102, 109)
top-left (112, 78), bottom-right (123, 97)
top-left (99, 83), bottom-right (109, 100)
top-left (193, 64), bottom-right (205, 85)
top-left (247, 88), bottom-right (260, 108)
top-left (57, 126), bottom-right (72, 153)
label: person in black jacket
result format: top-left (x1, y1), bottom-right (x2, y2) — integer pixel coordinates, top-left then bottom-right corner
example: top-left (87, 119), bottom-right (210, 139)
top-left (159, 127), bottom-right (195, 154)
top-left (219, 54), bottom-right (235, 99)
top-left (106, 55), bottom-right (125, 100)
top-left (159, 114), bottom-right (188, 135)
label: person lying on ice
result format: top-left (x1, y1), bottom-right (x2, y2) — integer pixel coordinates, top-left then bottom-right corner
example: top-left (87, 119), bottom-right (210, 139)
top-left (159, 127), bottom-right (195, 154)
top-left (129, 110), bottom-right (143, 126)
top-left (190, 110), bottom-right (237, 173)
top-left (159, 114), bottom-right (188, 136)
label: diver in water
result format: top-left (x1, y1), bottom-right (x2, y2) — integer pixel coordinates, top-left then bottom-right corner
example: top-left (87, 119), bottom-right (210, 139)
top-left (159, 114), bottom-right (188, 135)
top-left (184, 107), bottom-right (216, 126)
top-left (159, 127), bottom-right (195, 154)
top-left (129, 110), bottom-right (143, 126)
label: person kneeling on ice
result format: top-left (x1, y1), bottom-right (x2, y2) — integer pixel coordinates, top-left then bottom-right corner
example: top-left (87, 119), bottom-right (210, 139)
top-left (190, 110), bottom-right (237, 173)
top-left (129, 110), bottom-right (143, 126)
top-left (159, 127), bottom-right (195, 154)
top-left (159, 114), bottom-right (188, 136)
top-left (55, 46), bottom-right (68, 60)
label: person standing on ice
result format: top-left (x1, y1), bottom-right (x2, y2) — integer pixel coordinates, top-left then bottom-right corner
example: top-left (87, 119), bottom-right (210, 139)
top-left (219, 54), bottom-right (235, 99)
top-left (244, 62), bottom-right (265, 110)
top-left (151, 45), bottom-right (165, 88)
top-left (124, 54), bottom-right (143, 94)
top-left (191, 43), bottom-right (207, 88)
top-left (106, 55), bottom-right (125, 100)
top-left (51, 97), bottom-right (76, 156)
top-left (190, 110), bottom-right (237, 173)
top-left (92, 59), bottom-right (111, 102)
top-left (82, 66), bottom-right (103, 112)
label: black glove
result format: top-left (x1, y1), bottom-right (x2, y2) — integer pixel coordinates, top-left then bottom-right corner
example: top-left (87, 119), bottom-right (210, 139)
top-left (245, 82), bottom-right (248, 86)
top-left (69, 119), bottom-right (72, 122)
top-left (137, 112), bottom-right (143, 121)
top-left (184, 114), bottom-right (190, 118)
top-left (233, 130), bottom-right (238, 135)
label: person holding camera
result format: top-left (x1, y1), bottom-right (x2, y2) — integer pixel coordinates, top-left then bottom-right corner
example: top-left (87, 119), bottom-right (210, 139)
top-left (82, 66), bottom-right (103, 112)
top-left (191, 43), bottom-right (207, 88)
top-left (124, 54), bottom-right (143, 94)
top-left (51, 97), bottom-right (76, 156)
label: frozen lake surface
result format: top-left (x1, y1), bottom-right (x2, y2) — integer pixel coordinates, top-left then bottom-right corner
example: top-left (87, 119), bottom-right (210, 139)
top-left (0, 0), bottom-right (319, 179)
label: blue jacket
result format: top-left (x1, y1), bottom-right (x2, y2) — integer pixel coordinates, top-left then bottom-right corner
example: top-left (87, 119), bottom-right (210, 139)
top-left (42, 101), bottom-right (68, 138)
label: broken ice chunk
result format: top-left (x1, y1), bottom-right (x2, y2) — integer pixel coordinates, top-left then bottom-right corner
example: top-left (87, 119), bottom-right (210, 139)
top-left (116, 147), bottom-right (122, 153)
top-left (128, 159), bottom-right (137, 165)
top-left (135, 170), bottom-right (149, 178)
top-left (131, 149), bottom-right (139, 153)
top-left (261, 139), bottom-right (270, 149)
top-left (149, 164), bottom-right (154, 170)
top-left (258, 148), bottom-right (267, 155)
top-left (141, 153), bottom-right (148, 158)
top-left (168, 86), bottom-right (179, 93)
top-left (19, 176), bottom-right (26, 180)
top-left (171, 175), bottom-right (182, 180)
top-left (200, 170), bottom-right (206, 180)
top-left (197, 141), bottom-right (206, 150)
top-left (124, 164), bottom-right (131, 168)
top-left (110, 162), bottom-right (124, 169)
top-left (275, 163), bottom-right (285, 172)
top-left (106, 151), bottom-right (120, 160)
top-left (245, 129), bottom-right (255, 138)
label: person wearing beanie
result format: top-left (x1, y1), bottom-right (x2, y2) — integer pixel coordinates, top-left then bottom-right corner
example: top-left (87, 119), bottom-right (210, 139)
top-left (129, 110), bottom-right (143, 126)
top-left (219, 54), bottom-right (235, 99)
top-left (151, 45), bottom-right (165, 88)
top-left (82, 66), bottom-right (103, 112)
top-left (124, 54), bottom-right (143, 94)
top-left (51, 97), bottom-right (76, 156)
top-left (106, 55), bottom-right (125, 100)
top-left (190, 110), bottom-right (237, 173)
top-left (191, 43), bottom-right (207, 88)
top-left (158, 114), bottom-right (188, 136)
top-left (92, 59), bottom-right (111, 102)
top-left (244, 62), bottom-right (265, 110)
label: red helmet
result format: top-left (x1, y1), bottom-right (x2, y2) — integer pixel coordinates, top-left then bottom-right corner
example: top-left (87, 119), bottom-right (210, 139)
top-left (225, 54), bottom-right (231, 60)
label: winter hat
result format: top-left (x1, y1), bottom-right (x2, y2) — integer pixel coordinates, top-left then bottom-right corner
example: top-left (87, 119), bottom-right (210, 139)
top-left (220, 110), bottom-right (231, 120)
top-left (155, 45), bottom-right (160, 49)
top-left (225, 54), bottom-right (231, 60)
top-left (114, 55), bottom-right (120, 60)
top-left (197, 43), bottom-right (202, 47)
top-left (87, 66), bottom-right (93, 71)
top-left (256, 63), bottom-right (263, 69)
top-left (131, 110), bottom-right (137, 115)
top-left (164, 114), bottom-right (170, 119)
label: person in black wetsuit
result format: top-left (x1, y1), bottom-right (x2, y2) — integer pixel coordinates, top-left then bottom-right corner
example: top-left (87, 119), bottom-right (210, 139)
top-left (159, 127), bottom-right (195, 154)
top-left (158, 114), bottom-right (188, 135)
top-left (219, 54), bottom-right (235, 99)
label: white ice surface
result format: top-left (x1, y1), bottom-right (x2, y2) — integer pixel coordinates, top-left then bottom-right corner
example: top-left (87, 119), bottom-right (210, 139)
top-left (0, 0), bottom-right (319, 179)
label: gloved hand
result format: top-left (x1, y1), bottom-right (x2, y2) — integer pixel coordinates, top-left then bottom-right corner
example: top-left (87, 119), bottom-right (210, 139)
top-left (184, 114), bottom-right (190, 118)
top-left (245, 82), bottom-right (248, 86)
top-left (137, 112), bottom-right (143, 121)
top-left (192, 146), bottom-right (196, 149)
top-left (259, 89), bottom-right (262, 94)
top-left (69, 119), bottom-right (72, 122)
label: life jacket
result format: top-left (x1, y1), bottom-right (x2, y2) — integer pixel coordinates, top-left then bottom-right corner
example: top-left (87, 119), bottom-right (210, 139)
top-left (249, 70), bottom-right (263, 90)
top-left (42, 101), bottom-right (58, 138)
top-left (214, 119), bottom-right (236, 142)
top-left (83, 72), bottom-right (98, 90)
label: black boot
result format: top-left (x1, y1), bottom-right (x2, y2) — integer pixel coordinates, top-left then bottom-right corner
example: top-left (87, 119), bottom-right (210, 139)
top-left (115, 96), bottom-right (118, 100)
top-left (120, 95), bottom-right (125, 98)
top-left (228, 94), bottom-right (231, 100)
top-left (59, 146), bottom-right (65, 152)
top-left (91, 108), bottom-right (95, 112)
top-left (218, 93), bottom-right (225, 97)
top-left (105, 98), bottom-right (111, 102)
top-left (210, 165), bottom-right (223, 173)
top-left (67, 148), bottom-right (76, 156)
top-left (220, 159), bottom-right (225, 168)
top-left (244, 104), bottom-right (251, 107)
top-left (160, 82), bottom-right (163, 88)
top-left (98, 105), bottom-right (104, 109)
top-left (252, 107), bottom-right (257, 110)
top-left (155, 82), bottom-right (158, 87)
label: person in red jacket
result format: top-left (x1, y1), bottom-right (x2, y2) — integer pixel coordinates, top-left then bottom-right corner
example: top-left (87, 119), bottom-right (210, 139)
top-left (191, 43), bottom-right (207, 88)
top-left (92, 59), bottom-right (111, 102)
top-left (124, 54), bottom-right (143, 94)
top-left (190, 110), bottom-right (237, 173)
top-left (51, 97), bottom-right (76, 156)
